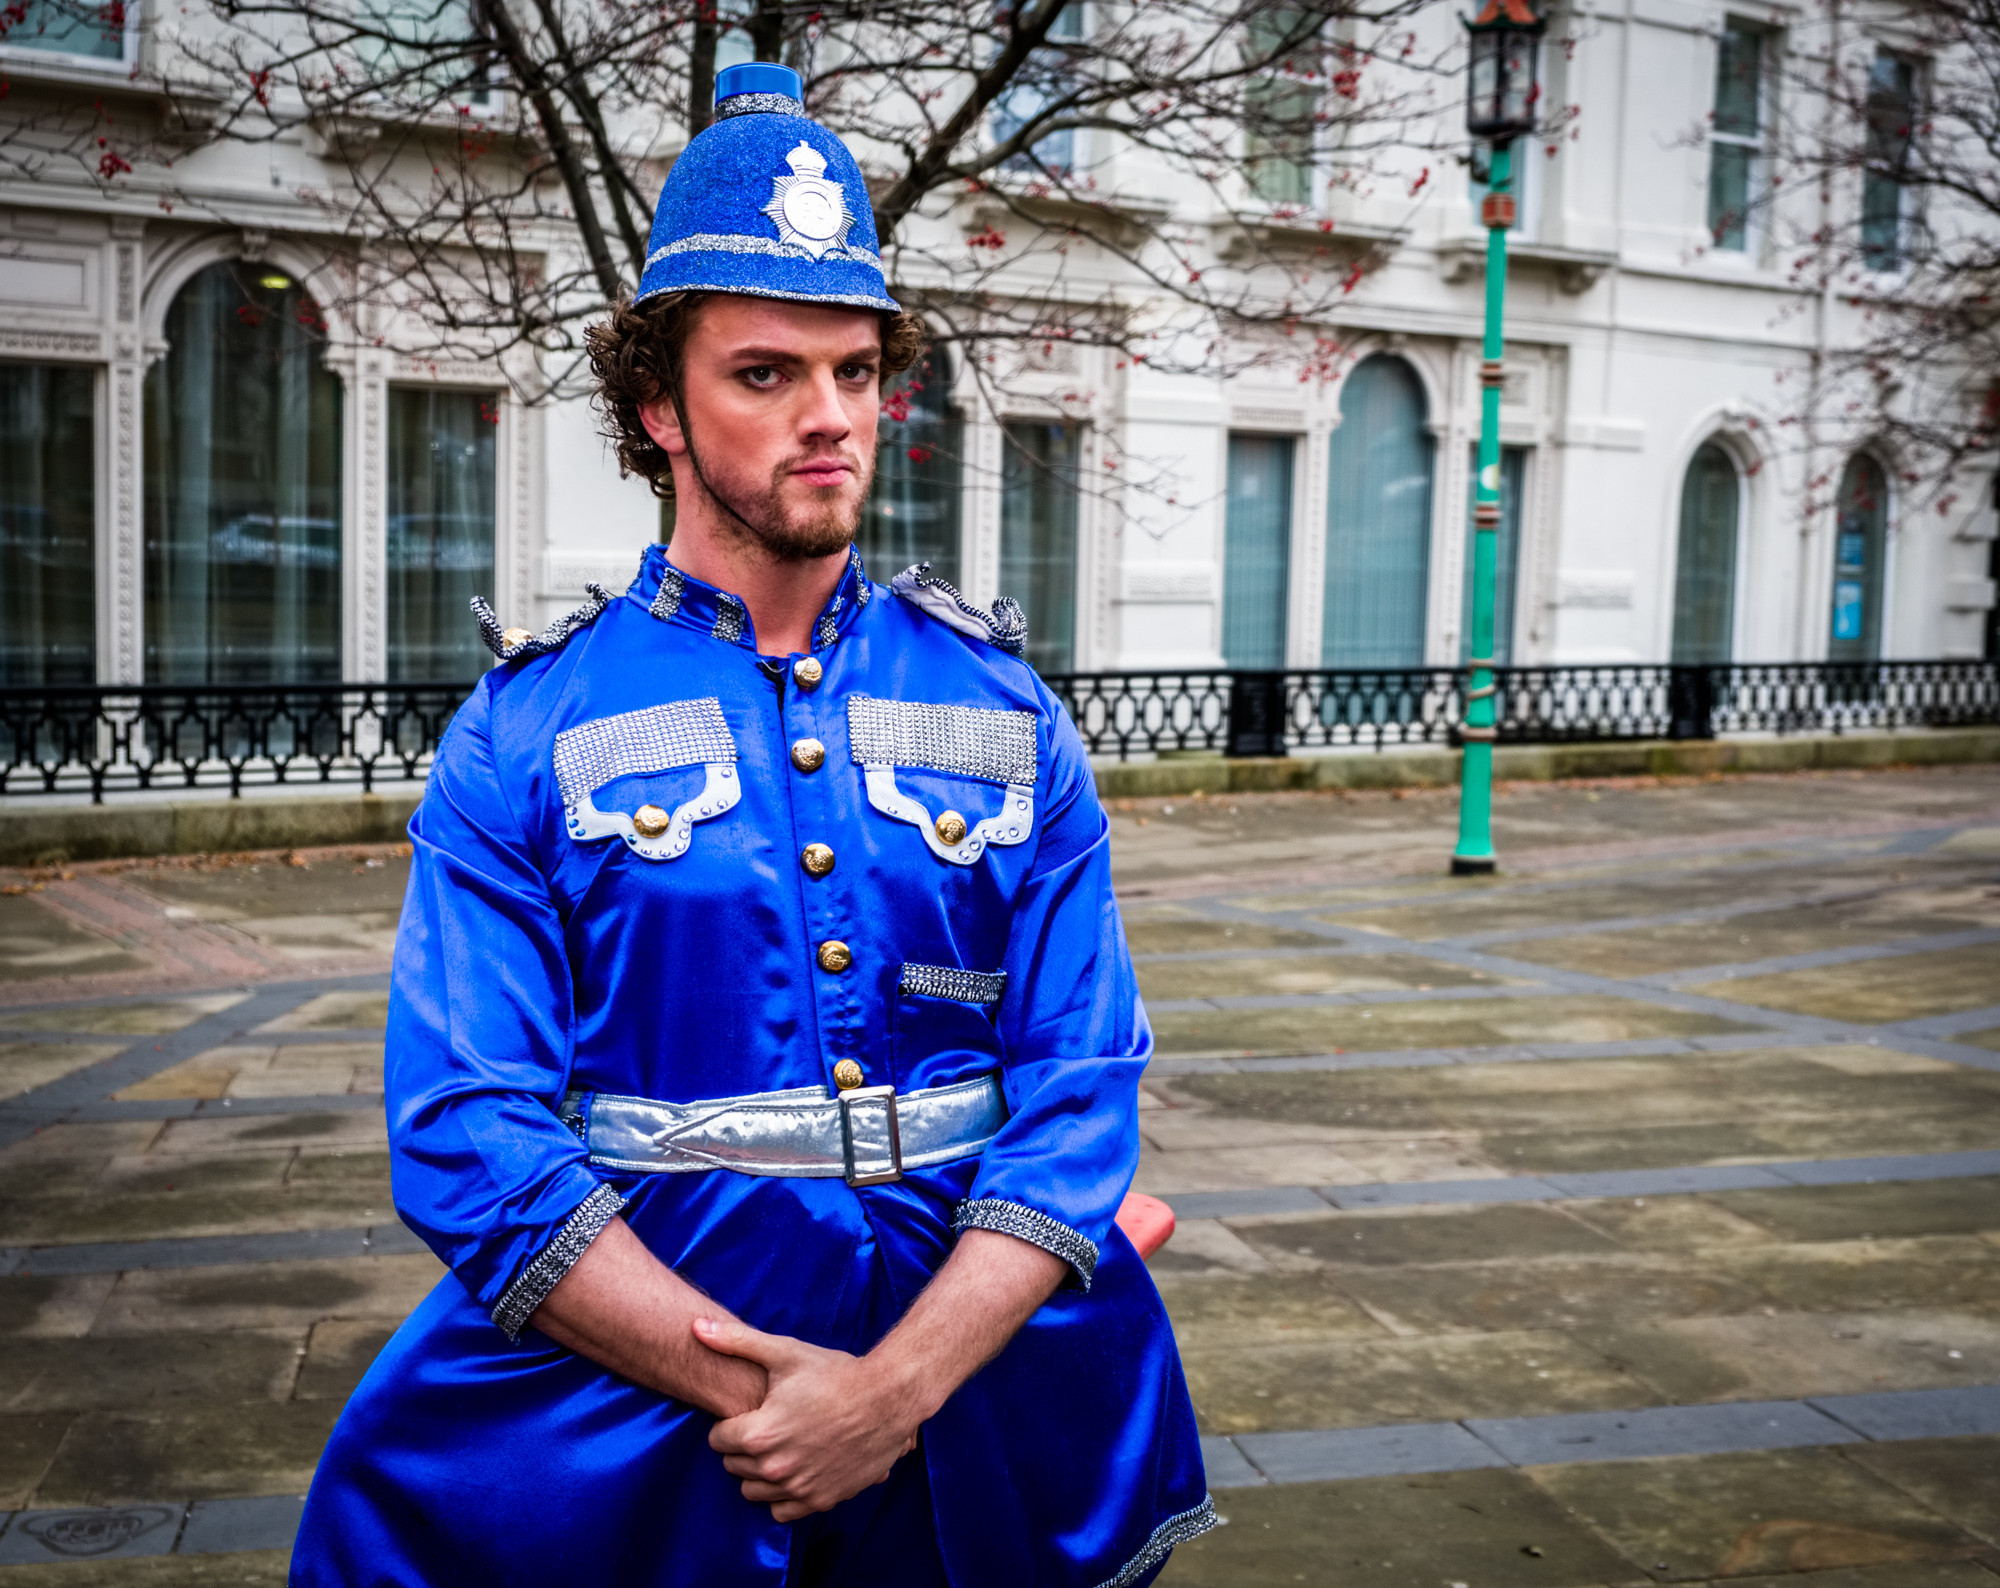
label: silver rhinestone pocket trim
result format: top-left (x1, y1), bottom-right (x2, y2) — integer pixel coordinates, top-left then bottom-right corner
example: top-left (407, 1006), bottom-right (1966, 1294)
top-left (491, 1182), bottom-right (627, 1341)
top-left (473, 585), bottom-right (612, 661)
top-left (952, 1197), bottom-right (1098, 1289)
top-left (712, 593), bottom-right (747, 645)
top-left (1092, 1499), bottom-right (1219, 1588)
top-left (714, 91), bottom-right (804, 119)
top-left (552, 698), bottom-right (736, 806)
top-left (900, 963), bottom-right (1007, 1005)
top-left (649, 564), bottom-right (686, 622)
top-left (847, 696), bottom-right (1037, 785)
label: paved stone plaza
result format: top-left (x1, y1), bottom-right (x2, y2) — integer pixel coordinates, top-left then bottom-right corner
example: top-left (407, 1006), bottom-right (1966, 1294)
top-left (0, 764), bottom-right (1996, 1585)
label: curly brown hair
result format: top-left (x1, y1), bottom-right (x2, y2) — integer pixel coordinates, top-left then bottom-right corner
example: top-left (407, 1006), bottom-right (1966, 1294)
top-left (585, 293), bottom-right (929, 500)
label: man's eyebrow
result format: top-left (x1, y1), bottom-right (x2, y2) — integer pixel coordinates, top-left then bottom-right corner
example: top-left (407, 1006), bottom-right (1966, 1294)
top-left (722, 344), bottom-right (882, 364)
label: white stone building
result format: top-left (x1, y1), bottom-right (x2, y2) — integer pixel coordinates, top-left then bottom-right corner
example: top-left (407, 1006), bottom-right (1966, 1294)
top-left (2, 0), bottom-right (1996, 693)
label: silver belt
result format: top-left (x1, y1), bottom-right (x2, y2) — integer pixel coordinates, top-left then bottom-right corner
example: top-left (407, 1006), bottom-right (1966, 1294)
top-left (559, 1075), bottom-right (1005, 1188)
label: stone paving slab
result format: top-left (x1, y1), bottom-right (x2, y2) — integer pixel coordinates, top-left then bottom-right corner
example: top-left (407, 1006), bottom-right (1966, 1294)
top-left (1815, 1383), bottom-right (2000, 1441)
top-left (1154, 1147), bottom-right (2000, 1216)
top-left (1233, 1421), bottom-right (1505, 1483)
top-left (1199, 1382), bottom-right (1999, 1487)
top-left (0, 1226), bottom-right (428, 1278)
top-left (0, 1506), bottom-right (183, 1564)
top-left (1467, 1398), bottom-right (1859, 1464)
top-left (1525, 1446), bottom-right (1995, 1583)
top-left (174, 1497), bottom-right (305, 1557)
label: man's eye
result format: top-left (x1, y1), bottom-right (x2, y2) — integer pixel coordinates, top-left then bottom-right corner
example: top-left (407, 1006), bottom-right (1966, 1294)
top-left (743, 366), bottom-right (780, 386)
top-left (839, 363), bottom-right (877, 381)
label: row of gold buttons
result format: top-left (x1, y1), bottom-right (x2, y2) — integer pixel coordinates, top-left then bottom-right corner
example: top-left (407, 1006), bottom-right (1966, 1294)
top-left (792, 658), bottom-right (859, 1088)
top-left (795, 655), bottom-right (872, 1093)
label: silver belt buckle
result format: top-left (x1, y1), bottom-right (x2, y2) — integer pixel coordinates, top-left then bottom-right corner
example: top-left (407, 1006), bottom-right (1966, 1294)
top-left (840, 1085), bottom-right (902, 1187)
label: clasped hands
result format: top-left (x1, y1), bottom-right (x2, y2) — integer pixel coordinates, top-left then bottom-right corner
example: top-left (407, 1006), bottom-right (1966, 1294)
top-left (693, 1315), bottom-right (929, 1523)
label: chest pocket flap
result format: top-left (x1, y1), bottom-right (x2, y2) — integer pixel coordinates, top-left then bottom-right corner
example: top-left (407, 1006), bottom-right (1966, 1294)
top-left (554, 699), bottom-right (739, 861)
top-left (848, 696), bottom-right (1037, 866)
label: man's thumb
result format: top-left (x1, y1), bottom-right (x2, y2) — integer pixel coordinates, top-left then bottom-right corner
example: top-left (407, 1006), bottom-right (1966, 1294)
top-left (693, 1315), bottom-right (785, 1365)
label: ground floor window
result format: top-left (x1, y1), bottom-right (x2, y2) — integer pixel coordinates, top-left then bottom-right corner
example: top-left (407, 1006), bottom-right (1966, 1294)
top-left (859, 348), bottom-right (961, 586)
top-left (388, 387), bottom-right (497, 682)
top-left (0, 362), bottom-right (96, 685)
top-left (1222, 433), bottom-right (1293, 668)
top-left (1000, 420), bottom-right (1081, 674)
top-left (1671, 442), bottom-right (1740, 665)
top-left (1828, 454), bottom-right (1888, 661)
top-left (1323, 354), bottom-right (1434, 668)
top-left (1461, 444), bottom-right (1526, 665)
top-left (143, 261), bottom-right (343, 684)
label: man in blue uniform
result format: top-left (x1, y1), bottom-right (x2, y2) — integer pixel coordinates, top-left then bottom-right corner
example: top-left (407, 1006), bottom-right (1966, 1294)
top-left (293, 62), bottom-right (1209, 1588)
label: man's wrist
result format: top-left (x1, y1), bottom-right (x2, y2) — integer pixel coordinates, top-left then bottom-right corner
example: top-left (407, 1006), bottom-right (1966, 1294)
top-left (860, 1337), bottom-right (947, 1428)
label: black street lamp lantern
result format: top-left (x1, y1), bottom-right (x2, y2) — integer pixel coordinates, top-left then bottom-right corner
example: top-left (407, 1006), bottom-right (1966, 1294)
top-left (1464, 0), bottom-right (1545, 143)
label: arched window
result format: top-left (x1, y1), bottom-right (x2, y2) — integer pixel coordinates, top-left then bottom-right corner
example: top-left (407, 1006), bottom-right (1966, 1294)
top-left (1670, 442), bottom-right (1741, 664)
top-left (1323, 354), bottom-right (1434, 668)
top-left (859, 345), bottom-right (961, 586)
top-left (1829, 454), bottom-right (1889, 661)
top-left (144, 261), bottom-right (343, 683)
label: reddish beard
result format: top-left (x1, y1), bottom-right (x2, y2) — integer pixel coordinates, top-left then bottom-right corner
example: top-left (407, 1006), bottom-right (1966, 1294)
top-left (683, 426), bottom-right (873, 563)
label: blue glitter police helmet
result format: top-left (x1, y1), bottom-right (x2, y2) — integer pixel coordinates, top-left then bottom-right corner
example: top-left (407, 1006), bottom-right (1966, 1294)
top-left (634, 62), bottom-right (899, 313)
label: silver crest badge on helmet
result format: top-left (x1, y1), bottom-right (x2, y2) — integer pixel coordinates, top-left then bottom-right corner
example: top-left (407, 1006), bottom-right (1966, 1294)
top-left (764, 142), bottom-right (855, 260)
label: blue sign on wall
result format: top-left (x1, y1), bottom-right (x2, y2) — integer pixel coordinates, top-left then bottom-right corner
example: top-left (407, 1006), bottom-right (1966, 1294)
top-left (1832, 579), bottom-right (1865, 641)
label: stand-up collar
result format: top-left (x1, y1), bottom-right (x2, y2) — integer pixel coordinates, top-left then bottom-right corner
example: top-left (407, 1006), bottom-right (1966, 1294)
top-left (627, 543), bottom-right (873, 655)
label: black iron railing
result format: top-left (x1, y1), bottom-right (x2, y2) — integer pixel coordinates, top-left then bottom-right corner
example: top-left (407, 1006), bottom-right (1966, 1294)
top-left (1045, 659), bottom-right (2000, 760)
top-left (0, 683), bottom-right (474, 801)
top-left (2, 661), bottom-right (1995, 800)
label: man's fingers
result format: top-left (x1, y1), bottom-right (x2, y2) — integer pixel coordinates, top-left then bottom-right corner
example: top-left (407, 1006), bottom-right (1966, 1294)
top-left (693, 1315), bottom-right (791, 1367)
top-left (707, 1410), bottom-right (772, 1456)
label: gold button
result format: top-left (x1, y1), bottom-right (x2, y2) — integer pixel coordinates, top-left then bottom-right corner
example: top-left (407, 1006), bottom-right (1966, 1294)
top-left (632, 804), bottom-right (671, 838)
top-left (934, 810), bottom-right (968, 846)
top-left (832, 1059), bottom-right (865, 1091)
top-left (791, 738), bottom-right (826, 773)
top-left (793, 656), bottom-right (823, 691)
top-left (499, 626), bottom-right (532, 650)
top-left (816, 939), bottom-right (852, 973)
top-left (801, 842), bottom-right (835, 878)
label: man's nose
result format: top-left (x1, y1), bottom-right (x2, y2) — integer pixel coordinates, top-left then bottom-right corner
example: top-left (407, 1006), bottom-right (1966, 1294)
top-left (795, 366), bottom-right (852, 445)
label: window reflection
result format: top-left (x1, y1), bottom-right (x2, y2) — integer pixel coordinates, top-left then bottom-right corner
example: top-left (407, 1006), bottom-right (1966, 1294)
top-left (1829, 454), bottom-right (1888, 660)
top-left (0, 362), bottom-right (96, 684)
top-left (1223, 434), bottom-right (1293, 668)
top-left (1322, 354), bottom-right (1433, 667)
top-left (1671, 442), bottom-right (1740, 664)
top-left (144, 261), bottom-right (343, 684)
top-left (1000, 420), bottom-right (1081, 674)
top-left (388, 387), bottom-right (497, 681)
top-left (1462, 444), bottom-right (1526, 665)
top-left (858, 347), bottom-right (961, 587)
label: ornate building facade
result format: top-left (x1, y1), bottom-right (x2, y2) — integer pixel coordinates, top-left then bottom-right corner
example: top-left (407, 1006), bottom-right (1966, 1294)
top-left (2, 1), bottom-right (1995, 690)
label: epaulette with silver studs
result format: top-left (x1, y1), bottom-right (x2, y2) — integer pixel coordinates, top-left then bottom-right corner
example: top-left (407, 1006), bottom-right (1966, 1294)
top-left (471, 585), bottom-right (614, 663)
top-left (889, 564), bottom-right (1027, 658)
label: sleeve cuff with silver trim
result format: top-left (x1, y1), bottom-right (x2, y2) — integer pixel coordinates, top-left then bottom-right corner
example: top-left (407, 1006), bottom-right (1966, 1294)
top-left (952, 1196), bottom-right (1098, 1290)
top-left (491, 1182), bottom-right (628, 1340)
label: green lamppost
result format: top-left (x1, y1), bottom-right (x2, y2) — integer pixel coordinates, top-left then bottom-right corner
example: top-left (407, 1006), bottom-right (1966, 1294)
top-left (1452, 0), bottom-right (1544, 877)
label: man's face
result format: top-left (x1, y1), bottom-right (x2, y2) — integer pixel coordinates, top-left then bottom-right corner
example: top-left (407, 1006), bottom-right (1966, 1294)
top-left (642, 296), bottom-right (882, 562)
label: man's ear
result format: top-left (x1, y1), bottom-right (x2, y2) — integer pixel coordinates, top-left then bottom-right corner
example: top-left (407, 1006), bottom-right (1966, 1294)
top-left (639, 395), bottom-right (686, 458)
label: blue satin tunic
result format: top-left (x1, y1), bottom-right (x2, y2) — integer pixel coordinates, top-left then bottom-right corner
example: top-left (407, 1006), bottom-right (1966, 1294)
top-left (292, 547), bottom-right (1210, 1587)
